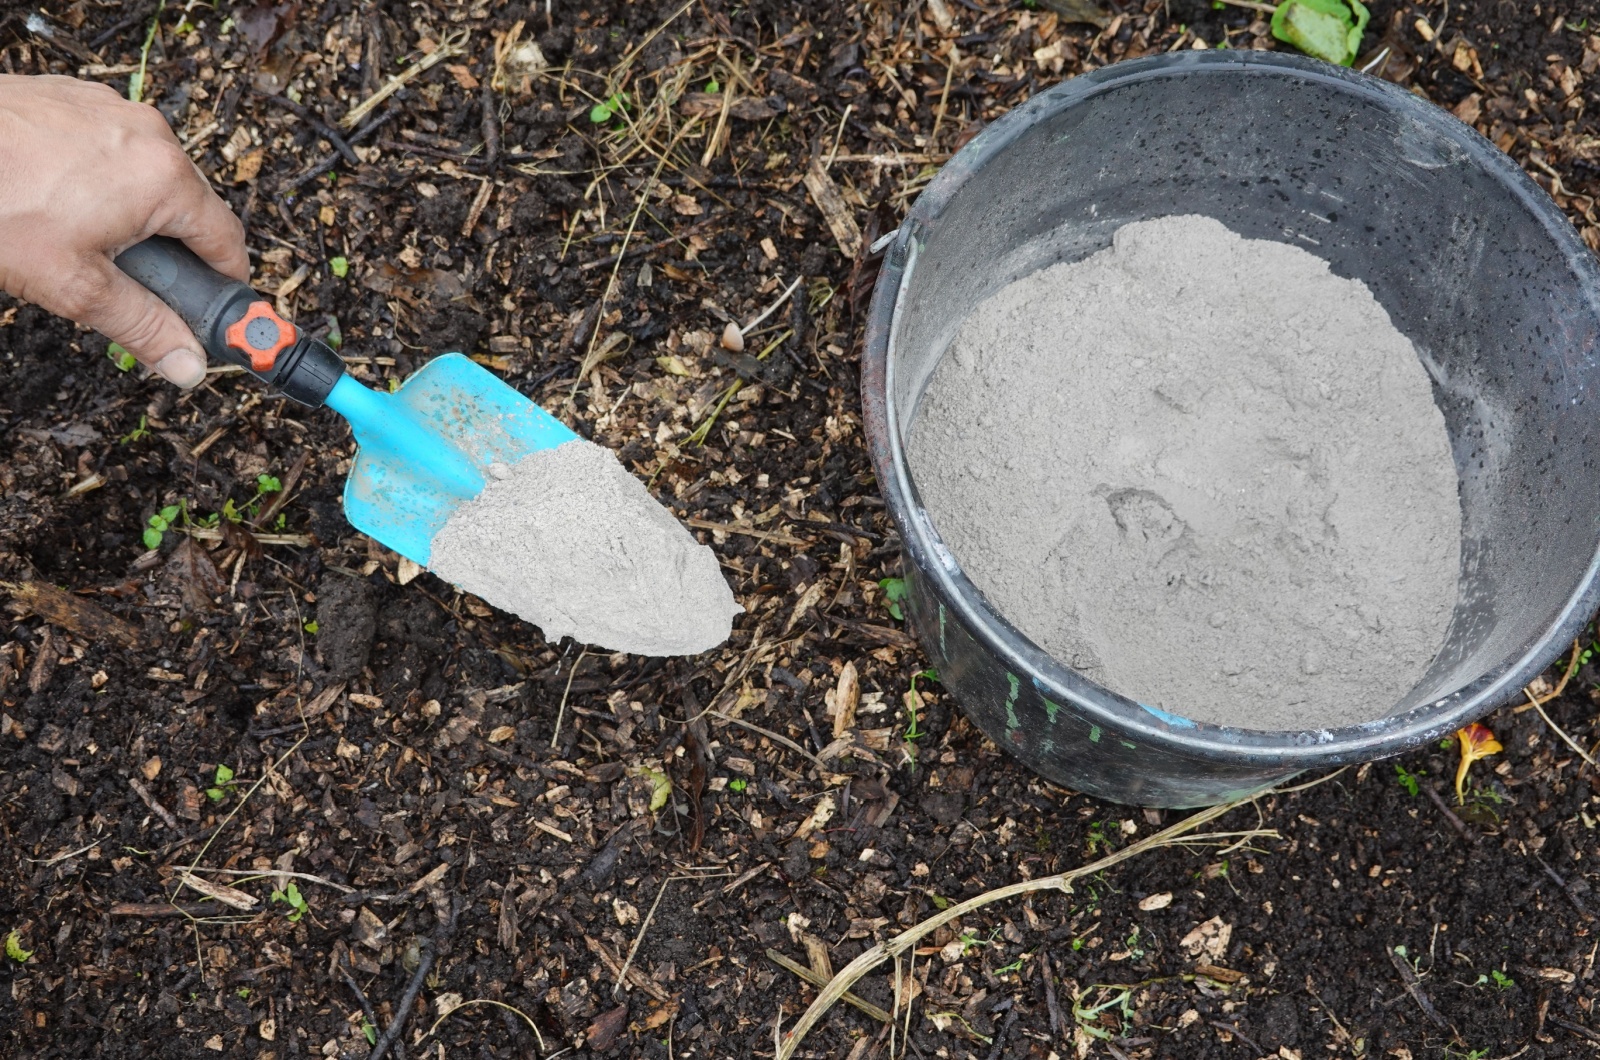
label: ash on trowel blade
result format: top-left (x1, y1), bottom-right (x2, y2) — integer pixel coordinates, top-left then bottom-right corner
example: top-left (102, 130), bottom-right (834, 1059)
top-left (907, 215), bottom-right (1461, 730)
top-left (427, 439), bottom-right (741, 656)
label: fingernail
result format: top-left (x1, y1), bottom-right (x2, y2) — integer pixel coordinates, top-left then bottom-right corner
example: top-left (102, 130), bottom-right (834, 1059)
top-left (152, 348), bottom-right (206, 389)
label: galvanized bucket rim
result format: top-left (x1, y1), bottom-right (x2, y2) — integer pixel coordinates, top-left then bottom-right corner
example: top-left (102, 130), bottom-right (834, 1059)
top-left (865, 49), bottom-right (1600, 766)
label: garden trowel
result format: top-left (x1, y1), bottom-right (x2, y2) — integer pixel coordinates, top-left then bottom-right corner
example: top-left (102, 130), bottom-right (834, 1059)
top-left (116, 237), bottom-right (577, 565)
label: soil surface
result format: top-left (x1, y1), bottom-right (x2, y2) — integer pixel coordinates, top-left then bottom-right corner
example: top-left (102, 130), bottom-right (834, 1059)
top-left (2, 2), bottom-right (1600, 1059)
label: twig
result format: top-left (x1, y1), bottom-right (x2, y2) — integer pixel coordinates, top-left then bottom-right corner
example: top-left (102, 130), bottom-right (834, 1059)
top-left (128, 777), bottom-right (181, 831)
top-left (1516, 638), bottom-right (1583, 711)
top-left (707, 709), bottom-right (828, 773)
top-left (285, 109), bottom-right (398, 194)
top-left (1210, 1021), bottom-right (1267, 1054)
top-left (1040, 951), bottom-right (1062, 1040)
top-left (256, 90), bottom-right (361, 167)
top-left (423, 999), bottom-right (545, 1050)
top-left (1533, 854), bottom-right (1595, 919)
top-left (342, 30), bottom-right (469, 129)
top-left (613, 875), bottom-right (676, 999)
top-left (1550, 1015), bottom-right (1600, 1044)
top-left (549, 648), bottom-right (588, 749)
top-left (338, 953), bottom-right (393, 1060)
top-left (765, 950), bottom-right (892, 1023)
top-left (108, 901), bottom-right (214, 918)
top-left (775, 798), bottom-right (1264, 1058)
top-left (1527, 695), bottom-right (1600, 771)
top-left (740, 275), bottom-right (803, 333)
top-left (1385, 947), bottom-right (1448, 1028)
top-left (367, 939), bottom-right (433, 1060)
top-left (1422, 783), bottom-right (1476, 843)
top-left (479, 79), bottom-right (500, 171)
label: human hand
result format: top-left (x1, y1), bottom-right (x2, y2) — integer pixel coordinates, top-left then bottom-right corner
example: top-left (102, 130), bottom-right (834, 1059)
top-left (0, 75), bottom-right (249, 388)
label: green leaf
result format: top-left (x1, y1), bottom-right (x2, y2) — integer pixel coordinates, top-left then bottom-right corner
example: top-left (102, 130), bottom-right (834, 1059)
top-left (5, 930), bottom-right (32, 963)
top-left (206, 787), bottom-right (225, 802)
top-left (257, 474), bottom-right (282, 494)
top-left (705, 78), bottom-right (721, 93)
top-left (1270, 0), bottom-right (1370, 66)
top-left (303, 620), bottom-right (319, 634)
top-left (142, 527), bottom-right (164, 550)
top-left (214, 764), bottom-right (235, 785)
top-left (329, 256), bottom-right (349, 279)
top-left (728, 777), bottom-right (747, 792)
top-left (879, 577), bottom-right (908, 621)
top-left (636, 766), bottom-right (672, 813)
top-left (107, 343), bottom-right (137, 372)
top-left (362, 1020), bottom-right (377, 1046)
top-left (589, 102), bottom-right (613, 123)
top-left (160, 505), bottom-right (181, 523)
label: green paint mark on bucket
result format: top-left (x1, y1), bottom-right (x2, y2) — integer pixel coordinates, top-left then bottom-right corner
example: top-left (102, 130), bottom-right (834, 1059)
top-left (1120, 740), bottom-right (1137, 751)
top-left (938, 603), bottom-right (947, 656)
top-left (1004, 673), bottom-right (1020, 731)
top-left (1088, 725), bottom-right (1102, 743)
top-left (1043, 698), bottom-right (1061, 724)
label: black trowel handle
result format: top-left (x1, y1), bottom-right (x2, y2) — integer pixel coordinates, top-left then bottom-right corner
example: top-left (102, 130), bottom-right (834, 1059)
top-left (115, 236), bottom-right (344, 407)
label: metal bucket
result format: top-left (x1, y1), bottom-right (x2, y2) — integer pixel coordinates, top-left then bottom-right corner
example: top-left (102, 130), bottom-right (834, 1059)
top-left (862, 51), bottom-right (1600, 807)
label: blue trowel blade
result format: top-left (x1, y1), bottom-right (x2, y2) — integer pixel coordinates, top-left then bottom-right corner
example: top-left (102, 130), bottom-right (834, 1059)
top-left (323, 352), bottom-right (579, 566)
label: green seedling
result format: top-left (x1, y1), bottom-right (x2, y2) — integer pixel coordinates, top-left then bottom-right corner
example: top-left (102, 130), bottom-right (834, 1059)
top-left (236, 987), bottom-right (251, 999)
top-left (1270, 0), bottom-right (1370, 67)
top-left (5, 930), bottom-right (32, 963)
top-left (329, 256), bottom-right (349, 279)
top-left (324, 315), bottom-right (343, 350)
top-left (878, 577), bottom-right (908, 620)
top-left (727, 777), bottom-right (747, 793)
top-left (903, 668), bottom-right (937, 741)
top-left (120, 414), bottom-right (151, 444)
top-left (1072, 984), bottom-right (1136, 1041)
top-left (144, 504), bottom-right (182, 550)
top-left (361, 1017), bottom-right (377, 1045)
top-left (928, 893), bottom-right (952, 911)
top-left (1480, 969), bottom-right (1514, 990)
top-left (128, 0), bottom-right (167, 102)
top-left (1394, 763), bottom-right (1422, 797)
top-left (303, 620), bottom-right (320, 634)
top-left (589, 90), bottom-right (630, 125)
top-left (206, 763), bottom-right (235, 802)
top-left (1123, 926), bottom-right (1146, 961)
top-left (107, 342), bottom-right (137, 372)
top-left (270, 881), bottom-right (309, 922)
top-left (1085, 820), bottom-right (1114, 857)
top-left (704, 78), bottom-right (721, 93)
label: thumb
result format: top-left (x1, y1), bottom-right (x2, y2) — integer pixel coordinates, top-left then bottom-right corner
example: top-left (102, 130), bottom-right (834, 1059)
top-left (74, 260), bottom-right (208, 388)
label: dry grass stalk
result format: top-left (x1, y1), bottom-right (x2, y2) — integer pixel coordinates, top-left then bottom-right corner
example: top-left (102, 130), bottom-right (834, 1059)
top-left (341, 29), bottom-right (469, 129)
top-left (775, 796), bottom-right (1271, 1059)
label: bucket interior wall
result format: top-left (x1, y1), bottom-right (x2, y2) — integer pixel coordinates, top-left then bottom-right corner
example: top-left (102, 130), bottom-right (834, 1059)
top-left (892, 66), bottom-right (1600, 718)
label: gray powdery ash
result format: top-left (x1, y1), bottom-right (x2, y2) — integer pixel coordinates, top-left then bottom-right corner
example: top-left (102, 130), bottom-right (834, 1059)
top-left (428, 439), bottom-right (740, 656)
top-left (908, 215), bottom-right (1461, 730)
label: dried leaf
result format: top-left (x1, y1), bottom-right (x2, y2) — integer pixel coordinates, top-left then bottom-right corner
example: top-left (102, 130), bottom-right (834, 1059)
top-left (5, 579), bottom-right (145, 649)
top-left (803, 160), bottom-right (862, 259)
top-left (829, 662), bottom-right (860, 738)
top-left (164, 537), bottom-right (225, 614)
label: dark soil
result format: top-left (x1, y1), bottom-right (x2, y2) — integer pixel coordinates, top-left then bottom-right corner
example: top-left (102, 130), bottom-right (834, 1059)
top-left (3, 2), bottom-right (1600, 1059)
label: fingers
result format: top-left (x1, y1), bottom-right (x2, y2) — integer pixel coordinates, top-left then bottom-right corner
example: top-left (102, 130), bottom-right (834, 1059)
top-left (67, 259), bottom-right (208, 388)
top-left (142, 140), bottom-right (250, 283)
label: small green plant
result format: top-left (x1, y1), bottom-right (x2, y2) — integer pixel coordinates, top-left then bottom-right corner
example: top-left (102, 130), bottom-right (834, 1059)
top-left (589, 90), bottom-right (630, 124)
top-left (303, 620), bottom-right (320, 634)
top-left (1271, 0), bottom-right (1370, 67)
top-left (107, 342), bottom-right (137, 372)
top-left (1072, 984), bottom-right (1136, 1041)
top-left (206, 763), bottom-right (235, 802)
top-left (994, 952), bottom-right (1029, 976)
top-left (236, 987), bottom-right (251, 999)
top-left (1439, 736), bottom-right (1457, 751)
top-left (127, 0), bottom-right (166, 102)
top-left (270, 881), bottom-right (309, 922)
top-left (1394, 763), bottom-right (1422, 796)
top-left (1123, 926), bottom-right (1146, 961)
top-left (329, 256), bottom-right (350, 279)
top-left (878, 577), bottom-right (908, 620)
top-left (958, 926), bottom-right (1000, 957)
top-left (5, 930), bottom-right (32, 963)
top-left (143, 504), bottom-right (182, 550)
top-left (903, 668), bottom-right (937, 741)
top-left (1488, 969), bottom-right (1514, 989)
top-left (927, 893), bottom-right (951, 911)
top-left (120, 414), bottom-right (151, 444)
top-left (728, 777), bottom-right (747, 793)
top-left (1085, 820), bottom-right (1114, 857)
top-left (361, 1017), bottom-right (377, 1045)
